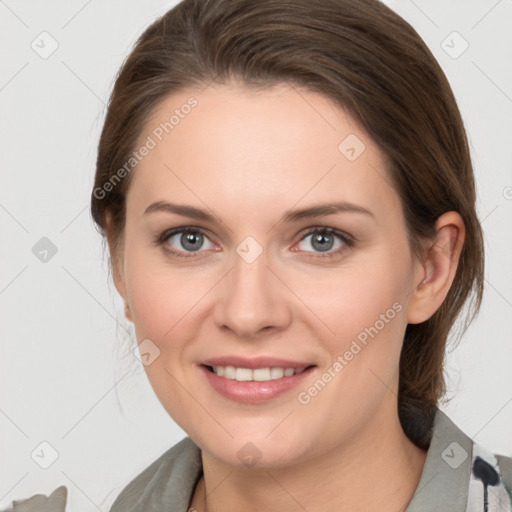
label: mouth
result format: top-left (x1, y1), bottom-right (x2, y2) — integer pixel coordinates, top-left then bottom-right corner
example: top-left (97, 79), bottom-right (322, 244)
top-left (199, 358), bottom-right (317, 404)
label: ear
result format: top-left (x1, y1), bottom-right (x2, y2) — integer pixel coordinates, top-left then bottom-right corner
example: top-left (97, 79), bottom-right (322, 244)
top-left (407, 211), bottom-right (465, 324)
top-left (104, 212), bottom-right (132, 322)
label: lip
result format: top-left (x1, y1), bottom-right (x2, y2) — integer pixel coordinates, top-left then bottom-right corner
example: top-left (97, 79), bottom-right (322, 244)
top-left (200, 356), bottom-right (314, 370)
top-left (199, 359), bottom-right (317, 404)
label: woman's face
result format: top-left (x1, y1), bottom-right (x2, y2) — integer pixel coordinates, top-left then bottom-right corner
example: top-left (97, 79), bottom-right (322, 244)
top-left (114, 82), bottom-right (425, 468)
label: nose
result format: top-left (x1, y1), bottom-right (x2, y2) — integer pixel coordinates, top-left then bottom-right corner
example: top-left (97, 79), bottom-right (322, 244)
top-left (213, 247), bottom-right (292, 340)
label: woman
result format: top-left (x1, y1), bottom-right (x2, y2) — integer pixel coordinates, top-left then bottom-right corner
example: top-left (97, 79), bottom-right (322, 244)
top-left (6, 0), bottom-right (511, 510)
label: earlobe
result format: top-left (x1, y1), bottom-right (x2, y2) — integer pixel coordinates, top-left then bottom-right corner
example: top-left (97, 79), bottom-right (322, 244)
top-left (407, 212), bottom-right (465, 324)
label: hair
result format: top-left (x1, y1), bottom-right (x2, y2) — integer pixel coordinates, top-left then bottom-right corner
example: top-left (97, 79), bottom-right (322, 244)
top-left (90, 0), bottom-right (484, 447)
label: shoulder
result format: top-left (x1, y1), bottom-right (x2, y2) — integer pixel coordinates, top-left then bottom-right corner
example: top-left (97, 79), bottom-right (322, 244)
top-left (406, 407), bottom-right (512, 511)
top-left (2, 486), bottom-right (67, 512)
top-left (109, 436), bottom-right (202, 512)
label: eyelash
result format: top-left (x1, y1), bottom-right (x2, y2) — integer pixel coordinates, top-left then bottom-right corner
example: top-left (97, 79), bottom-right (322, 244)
top-left (153, 226), bottom-right (355, 260)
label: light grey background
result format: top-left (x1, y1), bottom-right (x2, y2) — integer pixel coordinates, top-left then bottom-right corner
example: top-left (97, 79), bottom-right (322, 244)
top-left (1, 0), bottom-right (511, 510)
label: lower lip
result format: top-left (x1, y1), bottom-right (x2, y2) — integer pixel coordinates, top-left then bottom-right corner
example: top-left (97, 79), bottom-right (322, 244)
top-left (199, 365), bottom-right (316, 404)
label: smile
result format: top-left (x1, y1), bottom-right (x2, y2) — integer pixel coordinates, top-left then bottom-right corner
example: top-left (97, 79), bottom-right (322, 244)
top-left (199, 361), bottom-right (317, 404)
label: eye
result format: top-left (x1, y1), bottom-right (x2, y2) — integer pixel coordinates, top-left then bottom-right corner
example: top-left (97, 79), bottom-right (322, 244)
top-left (293, 227), bottom-right (353, 257)
top-left (155, 227), bottom-right (216, 257)
top-left (155, 226), bottom-right (354, 259)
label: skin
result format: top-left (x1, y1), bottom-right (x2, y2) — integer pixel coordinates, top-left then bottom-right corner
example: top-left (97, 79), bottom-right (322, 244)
top-left (107, 82), bottom-right (465, 511)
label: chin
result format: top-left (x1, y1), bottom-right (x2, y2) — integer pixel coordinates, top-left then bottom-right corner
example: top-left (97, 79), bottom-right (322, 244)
top-left (195, 426), bottom-right (312, 470)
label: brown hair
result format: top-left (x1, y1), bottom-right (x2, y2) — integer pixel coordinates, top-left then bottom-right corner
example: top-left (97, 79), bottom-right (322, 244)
top-left (90, 0), bottom-right (484, 444)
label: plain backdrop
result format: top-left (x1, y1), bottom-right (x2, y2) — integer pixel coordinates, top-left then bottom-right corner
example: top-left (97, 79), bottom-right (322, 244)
top-left (1, 0), bottom-right (511, 510)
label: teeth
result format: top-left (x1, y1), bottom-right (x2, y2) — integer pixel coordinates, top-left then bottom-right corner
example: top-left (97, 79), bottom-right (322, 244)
top-left (210, 365), bottom-right (307, 381)
top-left (235, 368), bottom-right (253, 381)
top-left (224, 366), bottom-right (236, 379)
top-left (253, 368), bottom-right (271, 381)
top-left (270, 367), bottom-right (284, 379)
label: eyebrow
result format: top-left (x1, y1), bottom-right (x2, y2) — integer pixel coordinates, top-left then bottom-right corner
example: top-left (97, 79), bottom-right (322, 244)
top-left (144, 200), bottom-right (374, 224)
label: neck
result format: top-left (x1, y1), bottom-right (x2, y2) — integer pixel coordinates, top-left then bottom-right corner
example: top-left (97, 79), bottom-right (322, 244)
top-left (190, 400), bottom-right (428, 512)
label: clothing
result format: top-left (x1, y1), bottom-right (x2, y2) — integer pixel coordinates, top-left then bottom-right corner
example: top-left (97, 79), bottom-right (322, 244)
top-left (5, 408), bottom-right (512, 511)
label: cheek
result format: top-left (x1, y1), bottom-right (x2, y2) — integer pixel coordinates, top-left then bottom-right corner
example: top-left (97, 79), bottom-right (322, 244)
top-left (293, 268), bottom-right (409, 425)
top-left (122, 236), bottom-right (208, 340)
top-left (127, 273), bottom-right (177, 343)
top-left (126, 275), bottom-right (184, 394)
top-left (122, 245), bottom-right (208, 426)
top-left (292, 254), bottom-right (410, 343)
top-left (292, 253), bottom-right (412, 409)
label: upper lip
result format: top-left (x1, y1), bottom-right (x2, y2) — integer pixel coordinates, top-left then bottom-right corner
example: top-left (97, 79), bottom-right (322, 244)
top-left (200, 356), bottom-right (315, 370)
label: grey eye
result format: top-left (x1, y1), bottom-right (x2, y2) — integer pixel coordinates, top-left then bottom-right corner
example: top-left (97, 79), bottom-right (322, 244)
top-left (166, 230), bottom-right (214, 252)
top-left (297, 230), bottom-right (345, 253)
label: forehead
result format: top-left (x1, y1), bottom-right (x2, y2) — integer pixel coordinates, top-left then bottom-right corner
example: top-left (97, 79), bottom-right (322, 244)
top-left (127, 82), bottom-right (401, 225)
